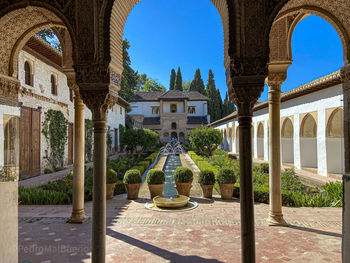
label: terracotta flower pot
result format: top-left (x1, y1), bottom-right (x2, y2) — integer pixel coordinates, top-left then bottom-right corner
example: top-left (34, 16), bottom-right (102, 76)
top-left (219, 184), bottom-right (234, 200)
top-left (200, 184), bottom-right (214, 198)
top-left (125, 183), bottom-right (141, 200)
top-left (148, 184), bottom-right (164, 199)
top-left (106, 183), bottom-right (116, 200)
top-left (175, 182), bottom-right (192, 197)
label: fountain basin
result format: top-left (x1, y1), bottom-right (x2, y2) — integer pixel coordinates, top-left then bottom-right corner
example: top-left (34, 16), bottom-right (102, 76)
top-left (153, 195), bottom-right (189, 208)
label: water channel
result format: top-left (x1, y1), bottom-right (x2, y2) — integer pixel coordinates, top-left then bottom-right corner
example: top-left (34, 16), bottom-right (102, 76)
top-left (162, 155), bottom-right (182, 196)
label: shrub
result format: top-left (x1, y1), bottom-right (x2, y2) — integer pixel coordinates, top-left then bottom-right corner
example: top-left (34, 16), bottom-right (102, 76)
top-left (123, 169), bottom-right (142, 184)
top-left (115, 180), bottom-right (126, 195)
top-left (147, 169), bottom-right (165, 185)
top-left (217, 168), bottom-right (236, 184)
top-left (131, 165), bottom-right (145, 175)
top-left (19, 187), bottom-right (71, 205)
top-left (259, 163), bottom-right (269, 174)
top-left (281, 168), bottom-right (304, 191)
top-left (138, 161), bottom-right (150, 170)
top-left (198, 170), bottom-right (216, 185)
top-left (44, 168), bottom-right (54, 174)
top-left (174, 167), bottom-right (193, 183)
top-left (106, 168), bottom-right (118, 184)
top-left (323, 182), bottom-right (343, 205)
top-left (213, 149), bottom-right (227, 156)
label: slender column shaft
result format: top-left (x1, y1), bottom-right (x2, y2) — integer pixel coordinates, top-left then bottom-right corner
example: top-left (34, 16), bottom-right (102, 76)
top-left (238, 109), bottom-right (255, 263)
top-left (267, 83), bottom-right (286, 226)
top-left (69, 96), bottom-right (86, 223)
top-left (92, 112), bottom-right (107, 263)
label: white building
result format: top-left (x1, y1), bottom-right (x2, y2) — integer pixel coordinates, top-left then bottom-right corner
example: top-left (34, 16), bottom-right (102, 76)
top-left (0, 36), bottom-right (128, 180)
top-left (129, 90), bottom-right (210, 143)
top-left (209, 71), bottom-right (344, 177)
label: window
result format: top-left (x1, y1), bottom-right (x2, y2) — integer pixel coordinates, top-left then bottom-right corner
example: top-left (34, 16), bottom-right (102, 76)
top-left (171, 122), bottom-right (177, 130)
top-left (51, 75), bottom-right (57, 95)
top-left (24, 61), bottom-right (32, 86)
top-left (170, 104), bottom-right (177, 113)
top-left (188, 106), bottom-right (196, 114)
top-left (152, 106), bottom-right (160, 115)
top-left (69, 88), bottom-right (73, 102)
top-left (120, 107), bottom-right (122, 115)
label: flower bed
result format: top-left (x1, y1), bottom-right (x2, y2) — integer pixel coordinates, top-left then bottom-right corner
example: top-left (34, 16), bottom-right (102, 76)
top-left (188, 151), bottom-right (343, 207)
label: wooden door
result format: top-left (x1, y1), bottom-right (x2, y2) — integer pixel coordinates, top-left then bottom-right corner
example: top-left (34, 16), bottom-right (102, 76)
top-left (20, 107), bottom-right (41, 180)
top-left (68, 123), bottom-right (73, 165)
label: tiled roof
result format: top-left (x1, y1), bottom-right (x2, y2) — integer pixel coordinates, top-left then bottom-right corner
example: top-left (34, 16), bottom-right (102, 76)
top-left (187, 116), bottom-right (208, 125)
top-left (143, 117), bottom-right (161, 125)
top-left (130, 91), bottom-right (209, 102)
top-left (208, 70), bottom-right (342, 127)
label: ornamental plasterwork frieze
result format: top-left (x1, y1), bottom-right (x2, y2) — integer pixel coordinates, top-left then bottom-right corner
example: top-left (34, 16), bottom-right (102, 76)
top-left (0, 74), bottom-right (20, 100)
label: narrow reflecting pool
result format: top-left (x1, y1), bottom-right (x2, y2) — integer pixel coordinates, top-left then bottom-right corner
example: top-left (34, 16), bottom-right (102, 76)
top-left (162, 155), bottom-right (182, 196)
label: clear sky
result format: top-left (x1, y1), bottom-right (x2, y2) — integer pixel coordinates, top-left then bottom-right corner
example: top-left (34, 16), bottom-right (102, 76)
top-left (123, 0), bottom-right (344, 102)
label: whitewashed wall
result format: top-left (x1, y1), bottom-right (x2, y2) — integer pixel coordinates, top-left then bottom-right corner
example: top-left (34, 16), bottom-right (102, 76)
top-left (129, 101), bottom-right (160, 117)
top-left (212, 83), bottom-right (344, 177)
top-left (163, 101), bottom-right (185, 113)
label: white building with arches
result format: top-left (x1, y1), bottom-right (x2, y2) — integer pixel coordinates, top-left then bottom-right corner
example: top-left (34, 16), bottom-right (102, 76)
top-left (210, 71), bottom-right (344, 177)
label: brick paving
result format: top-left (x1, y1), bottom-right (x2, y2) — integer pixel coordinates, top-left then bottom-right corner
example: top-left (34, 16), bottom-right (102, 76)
top-left (19, 193), bottom-right (342, 263)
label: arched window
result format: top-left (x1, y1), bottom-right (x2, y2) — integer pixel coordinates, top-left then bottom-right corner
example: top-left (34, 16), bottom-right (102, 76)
top-left (24, 61), bottom-right (32, 86)
top-left (171, 122), bottom-right (176, 130)
top-left (51, 75), bottom-right (57, 95)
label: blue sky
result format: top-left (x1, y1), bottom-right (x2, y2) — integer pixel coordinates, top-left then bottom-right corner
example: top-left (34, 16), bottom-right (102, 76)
top-left (123, 0), bottom-right (344, 102)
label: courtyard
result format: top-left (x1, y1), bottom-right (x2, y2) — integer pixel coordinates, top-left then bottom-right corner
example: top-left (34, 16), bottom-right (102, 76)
top-left (19, 193), bottom-right (342, 263)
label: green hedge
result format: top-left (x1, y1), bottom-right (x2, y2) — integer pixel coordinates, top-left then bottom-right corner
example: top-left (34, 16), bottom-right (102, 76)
top-left (19, 187), bottom-right (71, 205)
top-left (126, 151), bottom-right (159, 178)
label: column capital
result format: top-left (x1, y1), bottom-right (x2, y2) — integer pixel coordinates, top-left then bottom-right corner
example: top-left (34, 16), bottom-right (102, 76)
top-left (341, 64), bottom-right (350, 84)
top-left (226, 56), bottom-right (267, 117)
top-left (0, 74), bottom-right (20, 105)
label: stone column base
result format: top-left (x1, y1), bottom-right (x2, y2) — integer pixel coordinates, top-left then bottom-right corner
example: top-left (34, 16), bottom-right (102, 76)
top-left (267, 213), bottom-right (288, 226)
top-left (67, 210), bottom-right (89, 224)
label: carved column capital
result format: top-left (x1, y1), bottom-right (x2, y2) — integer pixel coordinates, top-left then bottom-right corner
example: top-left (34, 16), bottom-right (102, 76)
top-left (0, 74), bottom-right (20, 105)
top-left (226, 56), bottom-right (268, 117)
top-left (79, 89), bottom-right (118, 121)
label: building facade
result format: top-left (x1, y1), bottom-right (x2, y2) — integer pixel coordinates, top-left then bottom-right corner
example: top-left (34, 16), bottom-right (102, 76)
top-left (210, 71), bottom-right (344, 177)
top-left (129, 90), bottom-right (210, 143)
top-left (0, 36), bottom-right (128, 180)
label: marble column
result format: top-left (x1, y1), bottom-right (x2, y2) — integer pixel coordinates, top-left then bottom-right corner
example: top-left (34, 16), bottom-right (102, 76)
top-left (267, 69), bottom-right (288, 226)
top-left (341, 64), bottom-right (350, 262)
top-left (68, 93), bottom-right (87, 223)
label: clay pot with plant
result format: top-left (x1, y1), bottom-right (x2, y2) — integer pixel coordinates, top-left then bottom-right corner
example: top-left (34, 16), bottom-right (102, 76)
top-left (174, 167), bottom-right (193, 197)
top-left (106, 168), bottom-right (118, 200)
top-left (123, 169), bottom-right (142, 200)
top-left (198, 170), bottom-right (216, 198)
top-left (147, 169), bottom-right (165, 199)
top-left (217, 168), bottom-right (236, 200)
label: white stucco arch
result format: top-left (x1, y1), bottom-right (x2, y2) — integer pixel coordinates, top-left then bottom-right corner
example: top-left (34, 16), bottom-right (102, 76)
top-left (281, 117), bottom-right (294, 164)
top-left (257, 122), bottom-right (264, 158)
top-left (300, 113), bottom-right (318, 169)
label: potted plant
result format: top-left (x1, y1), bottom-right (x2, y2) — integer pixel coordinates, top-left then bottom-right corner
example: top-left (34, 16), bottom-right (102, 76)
top-left (147, 169), bottom-right (165, 199)
top-left (217, 168), bottom-right (236, 200)
top-left (123, 169), bottom-right (142, 200)
top-left (106, 168), bottom-right (118, 200)
top-left (198, 170), bottom-right (216, 198)
top-left (174, 167), bottom-right (193, 197)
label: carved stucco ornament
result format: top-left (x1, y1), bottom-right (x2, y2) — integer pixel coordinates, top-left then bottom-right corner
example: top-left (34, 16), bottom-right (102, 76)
top-left (0, 74), bottom-right (20, 100)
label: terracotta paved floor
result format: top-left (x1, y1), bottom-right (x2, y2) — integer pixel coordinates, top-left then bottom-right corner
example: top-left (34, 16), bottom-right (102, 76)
top-left (19, 194), bottom-right (342, 263)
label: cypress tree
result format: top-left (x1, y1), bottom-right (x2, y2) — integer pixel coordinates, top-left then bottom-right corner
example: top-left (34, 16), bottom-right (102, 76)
top-left (216, 88), bottom-right (223, 119)
top-left (206, 69), bottom-right (218, 121)
top-left (169, 69), bottom-right (176, 90)
top-left (190, 68), bottom-right (205, 94)
top-left (174, 66), bottom-right (183, 91)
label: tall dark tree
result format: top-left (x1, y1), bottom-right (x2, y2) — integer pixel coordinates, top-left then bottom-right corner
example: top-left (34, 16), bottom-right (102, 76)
top-left (216, 88), bottom-right (223, 119)
top-left (206, 69), bottom-right (218, 122)
top-left (174, 67), bottom-right (183, 91)
top-left (169, 69), bottom-right (176, 90)
top-left (223, 92), bottom-right (229, 117)
top-left (119, 39), bottom-right (138, 101)
top-left (190, 69), bottom-right (205, 94)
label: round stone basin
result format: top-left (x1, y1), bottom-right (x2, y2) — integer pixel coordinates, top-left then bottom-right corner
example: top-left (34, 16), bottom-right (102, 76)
top-left (153, 195), bottom-right (189, 208)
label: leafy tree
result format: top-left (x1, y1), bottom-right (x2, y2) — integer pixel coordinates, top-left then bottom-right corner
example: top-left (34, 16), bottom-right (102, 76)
top-left (106, 126), bottom-right (113, 156)
top-left (169, 69), bottom-right (176, 90)
top-left (37, 29), bottom-right (62, 52)
top-left (42, 110), bottom-right (68, 170)
top-left (136, 129), bottom-right (159, 157)
top-left (189, 127), bottom-right (223, 157)
top-left (190, 69), bottom-right (205, 94)
top-left (119, 39), bottom-right (138, 101)
top-left (174, 66), bottom-right (183, 91)
top-left (137, 74), bottom-right (165, 92)
top-left (182, 80), bottom-right (192, 92)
